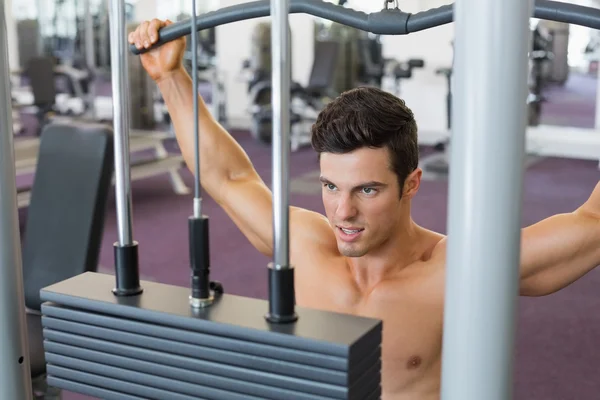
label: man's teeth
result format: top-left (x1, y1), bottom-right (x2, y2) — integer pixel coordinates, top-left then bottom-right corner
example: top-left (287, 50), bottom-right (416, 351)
top-left (341, 228), bottom-right (361, 234)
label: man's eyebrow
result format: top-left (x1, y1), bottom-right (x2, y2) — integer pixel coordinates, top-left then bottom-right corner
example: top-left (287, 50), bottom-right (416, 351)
top-left (355, 181), bottom-right (387, 188)
top-left (318, 177), bottom-right (387, 188)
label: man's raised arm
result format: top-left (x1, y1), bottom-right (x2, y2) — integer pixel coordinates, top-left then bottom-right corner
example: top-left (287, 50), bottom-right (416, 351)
top-left (128, 19), bottom-right (333, 259)
top-left (519, 181), bottom-right (600, 296)
top-left (129, 19), bottom-right (280, 255)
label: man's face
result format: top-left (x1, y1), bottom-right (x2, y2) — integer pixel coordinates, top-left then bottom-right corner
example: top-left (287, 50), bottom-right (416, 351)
top-left (319, 147), bottom-right (418, 257)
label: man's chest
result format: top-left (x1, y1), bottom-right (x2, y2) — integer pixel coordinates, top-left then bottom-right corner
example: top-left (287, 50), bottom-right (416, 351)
top-left (295, 269), bottom-right (445, 379)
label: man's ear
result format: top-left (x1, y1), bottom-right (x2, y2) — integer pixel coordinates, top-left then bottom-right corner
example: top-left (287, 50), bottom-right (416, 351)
top-left (403, 168), bottom-right (422, 199)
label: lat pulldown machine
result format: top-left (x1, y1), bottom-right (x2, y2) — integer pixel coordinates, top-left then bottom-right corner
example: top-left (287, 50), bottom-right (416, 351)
top-left (2, 0), bottom-right (600, 400)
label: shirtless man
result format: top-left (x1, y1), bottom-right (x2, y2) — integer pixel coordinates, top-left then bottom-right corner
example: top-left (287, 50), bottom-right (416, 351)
top-left (129, 19), bottom-right (600, 400)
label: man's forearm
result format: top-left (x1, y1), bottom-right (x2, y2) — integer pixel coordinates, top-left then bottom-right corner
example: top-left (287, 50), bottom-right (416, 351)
top-left (156, 67), bottom-right (257, 202)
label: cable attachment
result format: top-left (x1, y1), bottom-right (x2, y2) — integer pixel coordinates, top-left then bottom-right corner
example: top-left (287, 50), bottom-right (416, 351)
top-left (190, 281), bottom-right (224, 308)
top-left (383, 0), bottom-right (399, 10)
top-left (188, 215), bottom-right (214, 308)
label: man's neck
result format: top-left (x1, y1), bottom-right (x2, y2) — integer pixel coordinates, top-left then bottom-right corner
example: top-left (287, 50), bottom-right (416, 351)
top-left (346, 218), bottom-right (424, 292)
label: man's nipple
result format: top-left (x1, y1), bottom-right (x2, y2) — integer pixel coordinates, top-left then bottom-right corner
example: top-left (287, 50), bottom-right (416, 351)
top-left (406, 355), bottom-right (422, 369)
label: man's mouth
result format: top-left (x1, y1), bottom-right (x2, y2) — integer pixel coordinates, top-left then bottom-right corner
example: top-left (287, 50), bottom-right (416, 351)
top-left (336, 226), bottom-right (365, 242)
top-left (339, 227), bottom-right (364, 235)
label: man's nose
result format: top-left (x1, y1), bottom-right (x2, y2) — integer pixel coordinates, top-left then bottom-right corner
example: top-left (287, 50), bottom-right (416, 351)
top-left (336, 194), bottom-right (357, 220)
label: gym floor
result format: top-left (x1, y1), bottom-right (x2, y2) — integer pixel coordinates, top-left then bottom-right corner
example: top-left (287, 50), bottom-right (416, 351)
top-left (17, 72), bottom-right (600, 400)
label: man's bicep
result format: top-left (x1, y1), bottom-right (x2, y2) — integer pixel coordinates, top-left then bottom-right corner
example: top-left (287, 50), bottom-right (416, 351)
top-left (519, 211), bottom-right (600, 295)
top-left (218, 176), bottom-right (334, 259)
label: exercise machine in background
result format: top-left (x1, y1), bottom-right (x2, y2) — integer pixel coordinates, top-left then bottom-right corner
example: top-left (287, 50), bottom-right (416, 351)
top-left (386, 58), bottom-right (425, 97)
top-left (315, 19), bottom-right (387, 93)
top-left (242, 21), bottom-right (339, 149)
top-left (527, 21), bottom-right (554, 126)
top-left (242, 14), bottom-right (422, 149)
top-left (421, 28), bottom-right (553, 179)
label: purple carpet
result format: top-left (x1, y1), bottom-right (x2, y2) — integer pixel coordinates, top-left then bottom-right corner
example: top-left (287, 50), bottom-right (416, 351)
top-left (15, 72), bottom-right (600, 399)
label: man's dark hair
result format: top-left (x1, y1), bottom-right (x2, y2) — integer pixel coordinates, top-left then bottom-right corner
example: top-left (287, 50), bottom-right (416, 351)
top-left (311, 86), bottom-right (419, 197)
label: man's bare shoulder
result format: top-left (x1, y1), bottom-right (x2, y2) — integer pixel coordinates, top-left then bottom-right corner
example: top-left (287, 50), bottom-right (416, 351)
top-left (423, 229), bottom-right (447, 264)
top-left (290, 207), bottom-right (338, 255)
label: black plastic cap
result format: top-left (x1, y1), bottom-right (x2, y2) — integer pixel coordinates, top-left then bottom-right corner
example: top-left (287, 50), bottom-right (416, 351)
top-left (189, 216), bottom-right (211, 300)
top-left (112, 241), bottom-right (143, 296)
top-left (265, 265), bottom-right (298, 324)
top-left (189, 216), bottom-right (210, 272)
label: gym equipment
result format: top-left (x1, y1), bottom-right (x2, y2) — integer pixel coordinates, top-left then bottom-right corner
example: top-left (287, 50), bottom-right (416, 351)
top-left (14, 0), bottom-right (157, 128)
top-left (249, 38), bottom-right (339, 145)
top-left (14, 129), bottom-right (189, 209)
top-left (436, 67), bottom-right (452, 131)
top-left (317, 21), bottom-right (363, 94)
top-left (39, 1), bottom-right (382, 400)
top-left (527, 23), bottom-right (554, 126)
top-left (13, 55), bottom-right (188, 200)
top-left (23, 57), bottom-right (60, 133)
top-left (544, 22), bottom-right (569, 84)
top-left (356, 33), bottom-right (385, 87)
top-left (1, 1), bottom-right (600, 400)
top-left (1, 2), bottom-right (33, 396)
top-left (316, 18), bottom-right (392, 92)
top-left (419, 64), bottom-right (452, 177)
top-left (243, 21), bottom-right (335, 146)
top-left (243, 22), bottom-right (282, 93)
top-left (16, 19), bottom-right (42, 69)
top-left (187, 0), bottom-right (217, 308)
top-left (388, 58), bottom-right (425, 97)
top-left (22, 123), bottom-right (114, 398)
top-left (11, 57), bottom-right (94, 126)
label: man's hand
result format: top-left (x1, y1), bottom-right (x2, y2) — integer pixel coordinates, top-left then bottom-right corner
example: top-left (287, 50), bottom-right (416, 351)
top-left (128, 19), bottom-right (186, 83)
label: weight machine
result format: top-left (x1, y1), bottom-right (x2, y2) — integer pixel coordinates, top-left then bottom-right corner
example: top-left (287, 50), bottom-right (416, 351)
top-left (2, 1), bottom-right (600, 400)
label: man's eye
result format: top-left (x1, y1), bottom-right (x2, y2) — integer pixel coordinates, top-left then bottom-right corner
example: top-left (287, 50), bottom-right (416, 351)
top-left (362, 187), bottom-right (376, 195)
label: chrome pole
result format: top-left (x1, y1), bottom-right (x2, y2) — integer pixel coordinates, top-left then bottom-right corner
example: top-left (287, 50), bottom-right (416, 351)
top-left (108, 0), bottom-right (134, 247)
top-left (0, 1), bottom-right (33, 397)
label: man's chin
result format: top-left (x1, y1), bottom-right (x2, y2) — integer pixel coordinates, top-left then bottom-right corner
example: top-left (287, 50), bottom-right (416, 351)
top-left (338, 243), bottom-right (367, 258)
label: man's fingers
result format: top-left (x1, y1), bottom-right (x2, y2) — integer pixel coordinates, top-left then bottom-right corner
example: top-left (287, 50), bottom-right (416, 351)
top-left (148, 19), bottom-right (163, 43)
top-left (138, 21), bottom-right (151, 48)
top-left (131, 19), bottom-right (177, 50)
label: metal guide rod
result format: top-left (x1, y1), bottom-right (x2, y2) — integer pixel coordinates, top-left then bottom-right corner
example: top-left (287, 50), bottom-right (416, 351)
top-left (191, 0), bottom-right (202, 218)
top-left (108, 0), bottom-right (134, 246)
top-left (0, 0), bottom-right (34, 398)
top-left (440, 0), bottom-right (533, 399)
top-left (271, 0), bottom-right (291, 269)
